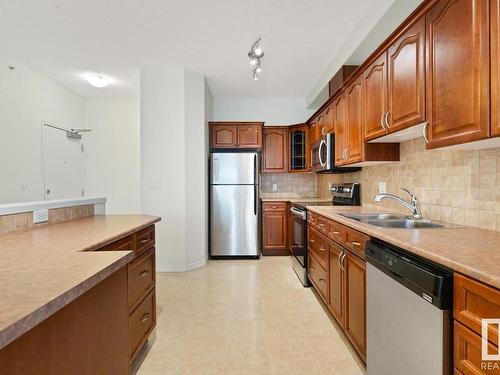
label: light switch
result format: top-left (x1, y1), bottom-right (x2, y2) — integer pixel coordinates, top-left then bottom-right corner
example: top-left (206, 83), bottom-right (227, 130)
top-left (378, 182), bottom-right (387, 194)
top-left (33, 209), bottom-right (49, 224)
top-left (272, 183), bottom-right (278, 191)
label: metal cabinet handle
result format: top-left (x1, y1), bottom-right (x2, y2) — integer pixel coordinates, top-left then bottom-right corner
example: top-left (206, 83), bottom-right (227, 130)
top-left (310, 239), bottom-right (316, 243)
top-left (332, 231), bottom-right (340, 235)
top-left (319, 278), bottom-right (326, 283)
top-left (310, 266), bottom-right (315, 271)
top-left (380, 112), bottom-right (386, 130)
top-left (140, 270), bottom-right (150, 278)
top-left (319, 246), bottom-right (326, 252)
top-left (385, 112), bottom-right (390, 128)
top-left (318, 223), bottom-right (325, 227)
top-left (140, 313), bottom-right (150, 323)
top-left (341, 253), bottom-right (347, 270)
top-left (338, 251), bottom-right (345, 271)
top-left (350, 241), bottom-right (361, 247)
top-left (140, 238), bottom-right (150, 244)
top-left (345, 149), bottom-right (349, 161)
top-left (423, 122), bottom-right (429, 143)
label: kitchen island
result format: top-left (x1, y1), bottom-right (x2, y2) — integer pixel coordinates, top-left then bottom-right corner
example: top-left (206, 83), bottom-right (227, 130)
top-left (0, 214), bottom-right (160, 374)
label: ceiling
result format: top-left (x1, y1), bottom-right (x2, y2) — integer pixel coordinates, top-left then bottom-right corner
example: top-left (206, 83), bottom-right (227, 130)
top-left (0, 0), bottom-right (395, 99)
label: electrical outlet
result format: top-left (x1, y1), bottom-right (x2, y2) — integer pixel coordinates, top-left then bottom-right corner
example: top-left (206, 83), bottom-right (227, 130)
top-left (33, 209), bottom-right (49, 224)
top-left (378, 182), bottom-right (387, 194)
top-left (272, 183), bottom-right (278, 192)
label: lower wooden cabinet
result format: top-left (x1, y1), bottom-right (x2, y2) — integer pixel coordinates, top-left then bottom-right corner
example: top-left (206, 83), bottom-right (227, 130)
top-left (129, 289), bottom-right (156, 363)
top-left (262, 202), bottom-right (289, 255)
top-left (307, 213), bottom-right (367, 363)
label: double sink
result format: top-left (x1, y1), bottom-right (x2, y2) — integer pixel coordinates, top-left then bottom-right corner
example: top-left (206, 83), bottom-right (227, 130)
top-left (339, 213), bottom-right (443, 228)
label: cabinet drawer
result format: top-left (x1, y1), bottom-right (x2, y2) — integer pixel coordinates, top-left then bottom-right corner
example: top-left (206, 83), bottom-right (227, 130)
top-left (327, 220), bottom-right (347, 245)
top-left (263, 202), bottom-right (287, 212)
top-left (315, 215), bottom-right (329, 235)
top-left (454, 321), bottom-right (500, 375)
top-left (135, 225), bottom-right (155, 256)
top-left (454, 273), bottom-right (500, 344)
top-left (128, 248), bottom-right (155, 310)
top-left (308, 211), bottom-right (317, 226)
top-left (344, 228), bottom-right (369, 260)
top-left (308, 254), bottom-right (328, 302)
top-left (129, 289), bottom-right (156, 362)
top-left (307, 227), bottom-right (329, 269)
top-left (99, 234), bottom-right (135, 252)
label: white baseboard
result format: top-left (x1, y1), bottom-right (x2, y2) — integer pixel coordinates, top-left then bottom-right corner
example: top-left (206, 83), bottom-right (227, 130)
top-left (156, 258), bottom-right (206, 273)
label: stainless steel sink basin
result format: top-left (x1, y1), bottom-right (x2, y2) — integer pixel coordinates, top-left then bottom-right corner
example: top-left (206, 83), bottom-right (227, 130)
top-left (339, 213), bottom-right (443, 228)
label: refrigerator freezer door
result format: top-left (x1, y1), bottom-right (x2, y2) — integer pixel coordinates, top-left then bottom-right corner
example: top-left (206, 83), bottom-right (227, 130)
top-left (211, 152), bottom-right (258, 185)
top-left (211, 185), bottom-right (259, 256)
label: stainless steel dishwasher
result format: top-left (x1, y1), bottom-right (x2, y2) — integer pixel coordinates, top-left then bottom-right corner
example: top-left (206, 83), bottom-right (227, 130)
top-left (365, 239), bottom-right (453, 375)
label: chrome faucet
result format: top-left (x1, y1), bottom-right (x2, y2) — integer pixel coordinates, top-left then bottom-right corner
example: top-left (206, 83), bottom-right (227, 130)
top-left (374, 188), bottom-right (423, 219)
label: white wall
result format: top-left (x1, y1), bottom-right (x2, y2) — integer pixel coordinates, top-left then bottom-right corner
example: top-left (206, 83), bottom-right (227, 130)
top-left (213, 97), bottom-right (313, 124)
top-left (84, 98), bottom-right (141, 214)
top-left (0, 56), bottom-right (86, 204)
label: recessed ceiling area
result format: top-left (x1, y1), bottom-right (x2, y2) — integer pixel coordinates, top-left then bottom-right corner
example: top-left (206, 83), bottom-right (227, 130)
top-left (0, 0), bottom-right (413, 99)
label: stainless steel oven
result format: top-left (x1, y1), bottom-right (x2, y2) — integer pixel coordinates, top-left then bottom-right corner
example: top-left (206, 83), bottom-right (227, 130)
top-left (311, 133), bottom-right (361, 173)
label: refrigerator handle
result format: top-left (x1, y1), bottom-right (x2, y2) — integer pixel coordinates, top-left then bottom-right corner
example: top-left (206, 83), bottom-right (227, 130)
top-left (253, 153), bottom-right (257, 184)
top-left (254, 184), bottom-right (257, 215)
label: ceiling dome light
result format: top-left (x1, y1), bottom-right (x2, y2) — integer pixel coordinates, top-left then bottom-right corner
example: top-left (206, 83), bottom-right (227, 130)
top-left (253, 71), bottom-right (259, 81)
top-left (254, 46), bottom-right (263, 58)
top-left (86, 74), bottom-right (110, 88)
top-left (255, 65), bottom-right (263, 73)
top-left (249, 56), bottom-right (259, 66)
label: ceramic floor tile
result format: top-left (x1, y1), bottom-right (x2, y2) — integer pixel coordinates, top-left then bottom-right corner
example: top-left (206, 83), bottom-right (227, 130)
top-left (133, 256), bottom-right (365, 375)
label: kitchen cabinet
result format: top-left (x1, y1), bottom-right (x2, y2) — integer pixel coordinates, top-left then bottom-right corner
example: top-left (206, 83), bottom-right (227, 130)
top-left (323, 104), bottom-right (335, 134)
top-left (288, 124), bottom-right (310, 172)
top-left (387, 17), bottom-right (426, 133)
top-left (329, 241), bottom-right (344, 328)
top-left (262, 202), bottom-right (289, 255)
top-left (492, 0), bottom-right (500, 137)
top-left (363, 54), bottom-right (388, 141)
top-left (209, 122), bottom-right (263, 149)
top-left (425, 0), bottom-right (489, 149)
top-left (262, 127), bottom-right (288, 173)
top-left (307, 212), bottom-right (367, 362)
top-left (453, 273), bottom-right (500, 374)
top-left (238, 124), bottom-right (262, 148)
top-left (344, 251), bottom-right (366, 360)
top-left (334, 93), bottom-right (348, 165)
top-left (346, 76), bottom-right (364, 164)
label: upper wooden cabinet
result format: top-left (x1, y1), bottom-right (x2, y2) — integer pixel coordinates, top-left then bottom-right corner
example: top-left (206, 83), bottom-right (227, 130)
top-left (387, 17), bottom-right (426, 133)
top-left (425, 0), bottom-right (490, 148)
top-left (323, 104), bottom-right (335, 134)
top-left (262, 127), bottom-right (288, 173)
top-left (492, 0), bottom-right (500, 137)
top-left (289, 124), bottom-right (310, 172)
top-left (209, 122), bottom-right (263, 149)
top-left (334, 93), bottom-right (348, 166)
top-left (346, 77), bottom-right (364, 164)
top-left (363, 54), bottom-right (388, 141)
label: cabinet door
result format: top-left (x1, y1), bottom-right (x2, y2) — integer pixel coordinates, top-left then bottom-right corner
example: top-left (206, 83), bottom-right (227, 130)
top-left (334, 94), bottom-right (348, 166)
top-left (289, 125), bottom-right (310, 172)
top-left (262, 128), bottom-right (288, 173)
top-left (425, 0), bottom-right (489, 148)
top-left (346, 77), bottom-right (364, 164)
top-left (344, 251), bottom-right (366, 361)
top-left (492, 0), bottom-right (500, 137)
top-left (328, 243), bottom-right (344, 328)
top-left (238, 124), bottom-right (262, 148)
top-left (387, 17), bottom-right (426, 133)
top-left (324, 105), bottom-right (335, 134)
top-left (262, 211), bottom-right (287, 250)
top-left (363, 53), bottom-right (388, 141)
top-left (211, 125), bottom-right (237, 148)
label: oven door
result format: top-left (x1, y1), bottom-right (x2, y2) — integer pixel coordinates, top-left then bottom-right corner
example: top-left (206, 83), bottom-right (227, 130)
top-left (289, 206), bottom-right (307, 268)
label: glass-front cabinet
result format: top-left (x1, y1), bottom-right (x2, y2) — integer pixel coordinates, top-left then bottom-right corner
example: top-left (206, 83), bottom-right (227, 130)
top-left (288, 124), bottom-right (309, 172)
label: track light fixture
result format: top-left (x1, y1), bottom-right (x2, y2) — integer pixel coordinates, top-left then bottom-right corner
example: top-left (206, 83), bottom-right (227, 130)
top-left (248, 38), bottom-right (264, 80)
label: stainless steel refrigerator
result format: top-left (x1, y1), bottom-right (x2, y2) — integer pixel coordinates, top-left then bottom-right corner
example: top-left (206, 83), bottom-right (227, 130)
top-left (210, 152), bottom-right (260, 257)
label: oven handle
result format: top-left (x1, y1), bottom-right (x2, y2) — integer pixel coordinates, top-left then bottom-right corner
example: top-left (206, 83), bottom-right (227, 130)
top-left (318, 139), bottom-right (326, 167)
top-left (290, 207), bottom-right (306, 220)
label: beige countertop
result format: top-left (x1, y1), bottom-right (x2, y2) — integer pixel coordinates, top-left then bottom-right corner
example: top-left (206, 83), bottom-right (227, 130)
top-left (307, 205), bottom-right (500, 289)
top-left (260, 196), bottom-right (332, 203)
top-left (0, 214), bottom-right (160, 350)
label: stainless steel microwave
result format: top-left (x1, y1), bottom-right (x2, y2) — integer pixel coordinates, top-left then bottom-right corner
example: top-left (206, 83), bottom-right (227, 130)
top-left (311, 133), bottom-right (361, 173)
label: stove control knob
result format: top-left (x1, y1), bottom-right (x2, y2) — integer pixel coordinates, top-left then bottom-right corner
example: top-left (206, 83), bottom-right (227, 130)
top-left (344, 188), bottom-right (351, 193)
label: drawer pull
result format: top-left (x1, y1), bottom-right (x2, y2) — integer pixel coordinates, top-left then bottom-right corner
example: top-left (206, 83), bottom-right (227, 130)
top-left (331, 231), bottom-right (340, 235)
top-left (318, 223), bottom-right (325, 227)
top-left (351, 241), bottom-right (361, 247)
top-left (272, 206), bottom-right (278, 209)
top-left (140, 313), bottom-right (150, 323)
top-left (310, 239), bottom-right (315, 243)
top-left (319, 246), bottom-right (326, 252)
top-left (319, 278), bottom-right (326, 283)
top-left (310, 266), bottom-right (315, 271)
top-left (140, 270), bottom-right (150, 278)
top-left (140, 238), bottom-right (150, 244)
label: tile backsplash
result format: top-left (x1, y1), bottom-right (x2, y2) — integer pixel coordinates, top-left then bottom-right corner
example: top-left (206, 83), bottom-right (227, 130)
top-left (261, 173), bottom-right (318, 197)
top-left (318, 138), bottom-right (500, 231)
